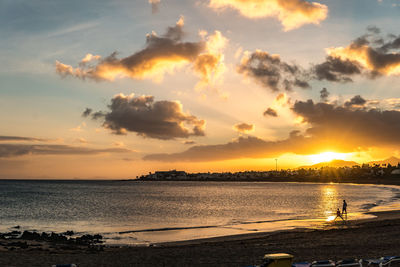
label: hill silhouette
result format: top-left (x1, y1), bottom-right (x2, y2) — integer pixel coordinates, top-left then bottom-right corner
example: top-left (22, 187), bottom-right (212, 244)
top-left (297, 159), bottom-right (359, 169)
top-left (367, 156), bottom-right (400, 166)
top-left (297, 156), bottom-right (400, 169)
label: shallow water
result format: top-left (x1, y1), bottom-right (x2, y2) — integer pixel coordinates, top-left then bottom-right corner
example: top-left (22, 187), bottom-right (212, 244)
top-left (0, 180), bottom-right (399, 245)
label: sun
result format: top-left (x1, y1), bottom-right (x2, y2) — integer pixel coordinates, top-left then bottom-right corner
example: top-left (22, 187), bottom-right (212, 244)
top-left (308, 151), bottom-right (349, 164)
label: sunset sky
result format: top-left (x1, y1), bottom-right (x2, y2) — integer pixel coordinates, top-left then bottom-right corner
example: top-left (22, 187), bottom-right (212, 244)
top-left (1, 0), bottom-right (400, 179)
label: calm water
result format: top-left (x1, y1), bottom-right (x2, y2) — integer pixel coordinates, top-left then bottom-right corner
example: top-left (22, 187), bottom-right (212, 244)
top-left (0, 180), bottom-right (399, 245)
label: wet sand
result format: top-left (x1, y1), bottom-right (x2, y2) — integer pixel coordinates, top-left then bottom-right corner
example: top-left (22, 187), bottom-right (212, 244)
top-left (1, 210), bottom-right (400, 267)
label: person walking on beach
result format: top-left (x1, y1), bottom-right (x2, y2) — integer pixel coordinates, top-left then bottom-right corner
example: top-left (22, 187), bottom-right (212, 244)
top-left (342, 200), bottom-right (347, 219)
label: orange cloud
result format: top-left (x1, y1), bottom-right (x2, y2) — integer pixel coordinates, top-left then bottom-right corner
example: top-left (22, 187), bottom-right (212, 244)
top-left (321, 28), bottom-right (400, 77)
top-left (80, 53), bottom-right (101, 64)
top-left (209, 0), bottom-right (328, 31)
top-left (56, 18), bottom-right (227, 85)
top-left (194, 31), bottom-right (227, 86)
top-left (233, 123), bottom-right (255, 133)
top-left (327, 45), bottom-right (400, 76)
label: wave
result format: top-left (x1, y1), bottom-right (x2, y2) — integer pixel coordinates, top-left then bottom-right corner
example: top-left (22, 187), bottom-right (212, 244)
top-left (118, 218), bottom-right (302, 235)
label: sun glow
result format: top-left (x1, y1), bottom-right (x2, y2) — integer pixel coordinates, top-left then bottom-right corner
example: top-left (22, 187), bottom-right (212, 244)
top-left (326, 215), bottom-right (336, 222)
top-left (308, 151), bottom-right (350, 164)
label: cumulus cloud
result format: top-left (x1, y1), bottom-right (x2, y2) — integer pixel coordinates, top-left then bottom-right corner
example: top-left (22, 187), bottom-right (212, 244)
top-left (144, 95), bottom-right (400, 162)
top-left (324, 28), bottom-right (400, 78)
top-left (85, 93), bottom-right (205, 140)
top-left (56, 17), bottom-right (227, 85)
top-left (313, 56), bottom-right (362, 82)
top-left (291, 98), bottom-right (400, 150)
top-left (208, 0), bottom-right (328, 31)
top-left (237, 50), bottom-right (360, 89)
top-left (239, 28), bottom-right (400, 90)
top-left (0, 144), bottom-right (131, 158)
top-left (237, 50), bottom-right (310, 92)
top-left (263, 108), bottom-right (278, 117)
top-left (194, 30), bottom-right (228, 86)
top-left (149, 0), bottom-right (161, 13)
top-left (344, 95), bottom-right (367, 108)
top-left (233, 123), bottom-right (255, 133)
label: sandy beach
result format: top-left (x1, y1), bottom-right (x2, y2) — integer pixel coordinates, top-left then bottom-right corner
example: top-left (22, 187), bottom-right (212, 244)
top-left (0, 210), bottom-right (399, 267)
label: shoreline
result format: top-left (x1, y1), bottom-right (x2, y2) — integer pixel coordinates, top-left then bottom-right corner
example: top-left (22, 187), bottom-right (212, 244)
top-left (1, 210), bottom-right (400, 266)
top-left (152, 209), bottom-right (400, 247)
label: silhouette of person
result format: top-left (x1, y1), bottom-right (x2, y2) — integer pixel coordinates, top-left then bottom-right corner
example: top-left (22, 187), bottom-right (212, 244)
top-left (342, 200), bottom-right (347, 218)
top-left (334, 208), bottom-right (344, 221)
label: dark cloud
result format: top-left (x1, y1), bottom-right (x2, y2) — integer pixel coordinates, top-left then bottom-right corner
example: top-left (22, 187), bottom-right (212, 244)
top-left (81, 107), bottom-right (104, 120)
top-left (312, 56), bottom-right (361, 82)
top-left (380, 36), bottom-right (400, 53)
top-left (238, 28), bottom-right (400, 90)
top-left (82, 108), bottom-right (92, 117)
top-left (237, 50), bottom-right (310, 92)
top-left (325, 27), bottom-right (400, 77)
top-left (0, 144), bottom-right (131, 158)
top-left (56, 17), bottom-right (225, 84)
top-left (233, 123), bottom-right (254, 133)
top-left (320, 88), bottom-right (329, 102)
top-left (344, 95), bottom-right (366, 107)
top-left (144, 95), bottom-right (400, 162)
top-left (92, 111), bottom-right (105, 120)
top-left (263, 108), bottom-right (278, 117)
top-left (292, 98), bottom-right (400, 146)
top-left (0, 136), bottom-right (47, 142)
top-left (88, 93), bottom-right (205, 140)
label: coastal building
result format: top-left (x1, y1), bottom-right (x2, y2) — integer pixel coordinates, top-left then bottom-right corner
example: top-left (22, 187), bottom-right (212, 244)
top-left (153, 170), bottom-right (187, 180)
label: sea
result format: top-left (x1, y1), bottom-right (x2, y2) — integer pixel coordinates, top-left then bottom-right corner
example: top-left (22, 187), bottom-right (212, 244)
top-left (0, 180), bottom-right (399, 246)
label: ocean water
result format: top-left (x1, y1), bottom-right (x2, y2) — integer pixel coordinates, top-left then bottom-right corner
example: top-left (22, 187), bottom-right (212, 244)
top-left (0, 180), bottom-right (399, 245)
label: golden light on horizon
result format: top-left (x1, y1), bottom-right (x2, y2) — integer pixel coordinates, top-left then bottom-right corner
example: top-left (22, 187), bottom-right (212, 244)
top-left (308, 151), bottom-right (350, 164)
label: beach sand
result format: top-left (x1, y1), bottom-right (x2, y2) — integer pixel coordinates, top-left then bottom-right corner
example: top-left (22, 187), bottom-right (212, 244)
top-left (0, 210), bottom-right (399, 267)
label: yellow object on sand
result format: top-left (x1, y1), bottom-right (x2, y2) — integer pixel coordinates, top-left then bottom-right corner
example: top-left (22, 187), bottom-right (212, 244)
top-left (263, 253), bottom-right (294, 267)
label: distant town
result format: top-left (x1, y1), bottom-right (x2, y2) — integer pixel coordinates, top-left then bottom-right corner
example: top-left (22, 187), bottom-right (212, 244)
top-left (138, 159), bottom-right (400, 184)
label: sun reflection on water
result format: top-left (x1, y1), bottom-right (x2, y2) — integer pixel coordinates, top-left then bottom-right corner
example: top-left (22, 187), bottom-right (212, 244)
top-left (320, 186), bottom-right (339, 221)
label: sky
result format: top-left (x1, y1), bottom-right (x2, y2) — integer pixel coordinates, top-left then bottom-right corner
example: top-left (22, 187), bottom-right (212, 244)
top-left (1, 0), bottom-right (400, 179)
